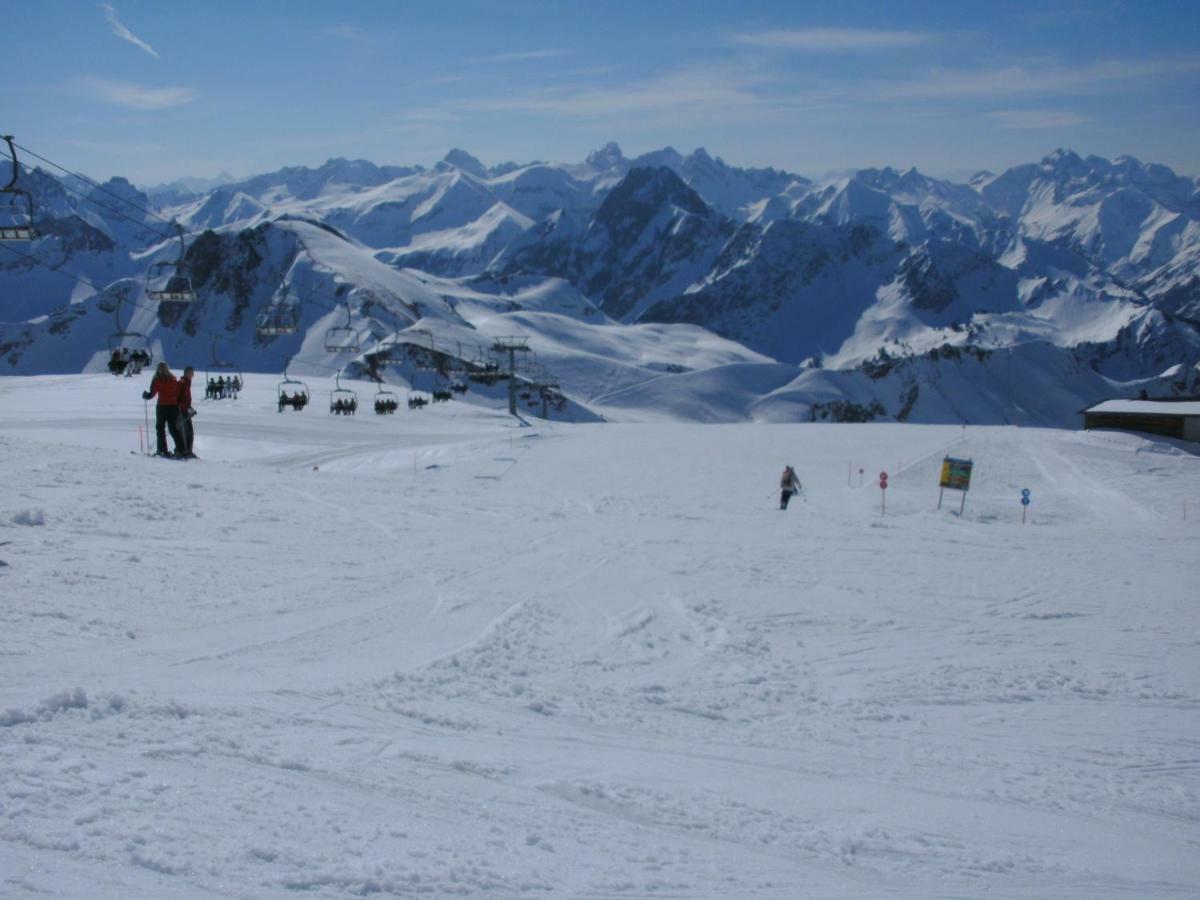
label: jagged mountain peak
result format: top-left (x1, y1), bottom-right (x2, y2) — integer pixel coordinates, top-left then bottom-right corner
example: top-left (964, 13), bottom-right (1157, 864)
top-left (442, 149), bottom-right (489, 178)
top-left (95, 175), bottom-right (144, 198)
top-left (597, 166), bottom-right (711, 222)
top-left (853, 166), bottom-right (932, 191)
top-left (89, 177), bottom-right (152, 220)
top-left (586, 141), bottom-right (627, 171)
top-left (1026, 149), bottom-right (1194, 197)
top-left (633, 146), bottom-right (685, 170)
top-left (315, 157), bottom-right (388, 183)
top-left (1041, 147), bottom-right (1085, 167)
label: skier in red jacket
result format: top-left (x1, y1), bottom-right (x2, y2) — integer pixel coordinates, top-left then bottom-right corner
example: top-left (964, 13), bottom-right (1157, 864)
top-left (177, 366), bottom-right (197, 459)
top-left (142, 362), bottom-right (185, 457)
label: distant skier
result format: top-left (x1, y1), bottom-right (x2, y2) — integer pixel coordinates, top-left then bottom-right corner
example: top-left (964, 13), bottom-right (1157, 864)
top-left (142, 362), bottom-right (185, 458)
top-left (779, 465), bottom-right (801, 510)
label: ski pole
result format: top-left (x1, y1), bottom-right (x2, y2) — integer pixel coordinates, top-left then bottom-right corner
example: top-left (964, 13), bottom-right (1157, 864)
top-left (144, 399), bottom-right (151, 455)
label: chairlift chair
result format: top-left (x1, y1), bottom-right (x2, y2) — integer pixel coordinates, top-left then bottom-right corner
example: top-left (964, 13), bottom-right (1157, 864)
top-left (324, 302), bottom-right (360, 353)
top-left (329, 369), bottom-right (358, 416)
top-left (277, 361), bottom-right (309, 412)
top-left (0, 136), bottom-right (37, 241)
top-left (106, 295), bottom-right (153, 375)
top-left (482, 347), bottom-right (502, 372)
top-left (374, 333), bottom-right (405, 365)
top-left (373, 382), bottom-right (400, 415)
top-left (204, 336), bottom-right (242, 399)
top-left (145, 223), bottom-right (196, 302)
top-left (257, 303), bottom-right (300, 337)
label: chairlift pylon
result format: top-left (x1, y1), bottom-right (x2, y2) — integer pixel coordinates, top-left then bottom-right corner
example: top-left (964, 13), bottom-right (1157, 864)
top-left (324, 301), bottom-right (360, 353)
top-left (0, 136), bottom-right (38, 241)
top-left (145, 222), bottom-right (196, 302)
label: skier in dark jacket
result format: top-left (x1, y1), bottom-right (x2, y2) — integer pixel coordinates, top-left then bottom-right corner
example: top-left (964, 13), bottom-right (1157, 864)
top-left (142, 362), bottom-right (185, 457)
top-left (177, 366), bottom-right (197, 459)
top-left (779, 465), bottom-right (801, 510)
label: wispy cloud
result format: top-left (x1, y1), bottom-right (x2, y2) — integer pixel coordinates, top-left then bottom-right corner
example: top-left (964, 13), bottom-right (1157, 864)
top-left (985, 110), bottom-right (1090, 130)
top-left (469, 49), bottom-right (565, 65)
top-left (65, 137), bottom-right (168, 155)
top-left (79, 77), bottom-right (198, 111)
top-left (733, 28), bottom-right (931, 51)
top-left (101, 3), bottom-right (159, 59)
top-left (456, 67), bottom-right (770, 119)
top-left (417, 74), bottom-right (473, 87)
top-left (384, 107), bottom-right (463, 125)
top-left (324, 24), bottom-right (375, 44)
top-left (879, 57), bottom-right (1200, 100)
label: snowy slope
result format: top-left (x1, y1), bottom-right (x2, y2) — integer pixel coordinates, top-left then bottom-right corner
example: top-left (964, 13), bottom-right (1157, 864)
top-left (1, 375), bottom-right (1198, 898)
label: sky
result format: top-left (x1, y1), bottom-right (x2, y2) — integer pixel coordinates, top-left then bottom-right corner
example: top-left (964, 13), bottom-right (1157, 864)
top-left (2, 0), bottom-right (1199, 185)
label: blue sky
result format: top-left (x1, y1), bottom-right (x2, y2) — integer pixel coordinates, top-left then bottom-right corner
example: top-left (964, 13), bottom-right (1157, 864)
top-left (3, 0), bottom-right (1198, 184)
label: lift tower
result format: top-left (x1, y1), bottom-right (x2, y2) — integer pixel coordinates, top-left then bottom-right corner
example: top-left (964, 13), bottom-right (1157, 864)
top-left (492, 337), bottom-right (531, 416)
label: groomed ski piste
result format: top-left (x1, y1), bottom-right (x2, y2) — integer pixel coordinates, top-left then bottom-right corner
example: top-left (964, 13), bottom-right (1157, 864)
top-left (1, 374), bottom-right (1197, 899)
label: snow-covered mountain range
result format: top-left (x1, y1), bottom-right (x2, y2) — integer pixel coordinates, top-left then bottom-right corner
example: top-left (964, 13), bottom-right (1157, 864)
top-left (2, 142), bottom-right (1199, 425)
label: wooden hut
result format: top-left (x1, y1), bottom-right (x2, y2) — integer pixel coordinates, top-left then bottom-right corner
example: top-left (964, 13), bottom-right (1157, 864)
top-left (1082, 399), bottom-right (1200, 442)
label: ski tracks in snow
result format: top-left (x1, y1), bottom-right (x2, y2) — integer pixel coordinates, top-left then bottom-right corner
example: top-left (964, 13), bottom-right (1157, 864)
top-left (3, 393), bottom-right (1199, 898)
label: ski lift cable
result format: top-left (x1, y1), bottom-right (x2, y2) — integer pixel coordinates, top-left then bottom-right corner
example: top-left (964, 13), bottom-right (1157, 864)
top-left (10, 140), bottom-right (420, 349)
top-left (0, 242), bottom-right (351, 379)
top-left (11, 140), bottom-right (179, 235)
top-left (7, 151), bottom-right (176, 247)
top-left (3, 144), bottom-right (544, 386)
top-left (1, 233), bottom-right (393, 374)
top-left (0, 200), bottom-right (374, 362)
top-left (10, 155), bottom-right (176, 247)
top-left (14, 140), bottom-right (427, 330)
top-left (11, 170), bottom-right (383, 341)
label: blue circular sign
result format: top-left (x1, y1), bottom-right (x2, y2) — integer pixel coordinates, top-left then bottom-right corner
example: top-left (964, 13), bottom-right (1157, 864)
top-left (1021, 496), bottom-right (1030, 506)
top-left (1021, 488), bottom-right (1030, 497)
